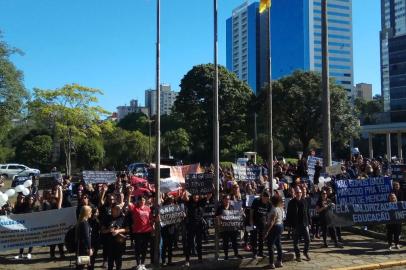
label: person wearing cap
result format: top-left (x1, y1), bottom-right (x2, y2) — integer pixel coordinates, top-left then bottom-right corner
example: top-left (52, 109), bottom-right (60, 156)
top-left (286, 187), bottom-right (311, 262)
top-left (250, 190), bottom-right (272, 259)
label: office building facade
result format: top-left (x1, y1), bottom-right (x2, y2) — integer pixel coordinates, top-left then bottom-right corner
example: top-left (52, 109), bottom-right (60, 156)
top-left (116, 99), bottom-right (149, 121)
top-left (356, 83), bottom-right (373, 101)
top-left (226, 0), bottom-right (354, 95)
top-left (381, 0), bottom-right (406, 122)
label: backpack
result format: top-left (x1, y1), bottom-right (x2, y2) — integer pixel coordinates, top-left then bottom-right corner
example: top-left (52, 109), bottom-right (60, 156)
top-left (64, 226), bottom-right (77, 253)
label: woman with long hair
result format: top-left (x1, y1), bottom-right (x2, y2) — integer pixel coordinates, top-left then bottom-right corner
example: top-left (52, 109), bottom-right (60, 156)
top-left (264, 195), bottom-right (284, 269)
top-left (76, 205), bottom-right (93, 270)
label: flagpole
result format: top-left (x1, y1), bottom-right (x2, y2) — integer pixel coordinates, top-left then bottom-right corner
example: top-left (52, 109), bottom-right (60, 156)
top-left (266, 5), bottom-right (274, 182)
top-left (321, 0), bottom-right (332, 169)
top-left (213, 0), bottom-right (220, 261)
top-left (153, 0), bottom-right (161, 266)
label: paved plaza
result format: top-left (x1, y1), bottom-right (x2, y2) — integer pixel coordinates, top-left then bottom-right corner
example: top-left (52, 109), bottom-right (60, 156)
top-left (0, 231), bottom-right (405, 270)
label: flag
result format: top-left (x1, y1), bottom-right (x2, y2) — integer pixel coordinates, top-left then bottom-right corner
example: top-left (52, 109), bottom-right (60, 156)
top-left (259, 0), bottom-right (271, 13)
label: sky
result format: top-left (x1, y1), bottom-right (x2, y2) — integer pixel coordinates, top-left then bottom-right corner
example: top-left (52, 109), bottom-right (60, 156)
top-left (0, 0), bottom-right (381, 113)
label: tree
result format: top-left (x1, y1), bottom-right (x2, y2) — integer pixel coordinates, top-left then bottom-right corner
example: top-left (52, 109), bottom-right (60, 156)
top-left (0, 32), bottom-right (28, 144)
top-left (174, 64), bottom-right (254, 162)
top-left (162, 128), bottom-right (190, 159)
top-left (117, 112), bottom-right (150, 134)
top-left (76, 138), bottom-right (105, 170)
top-left (14, 135), bottom-right (53, 171)
top-left (255, 71), bottom-right (359, 156)
top-left (354, 95), bottom-right (384, 125)
top-left (31, 84), bottom-right (109, 175)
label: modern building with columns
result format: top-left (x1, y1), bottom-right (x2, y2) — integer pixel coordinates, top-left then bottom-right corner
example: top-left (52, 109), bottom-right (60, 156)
top-left (361, 122), bottom-right (406, 162)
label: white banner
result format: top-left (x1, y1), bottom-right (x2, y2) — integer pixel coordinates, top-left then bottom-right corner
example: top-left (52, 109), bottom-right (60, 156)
top-left (0, 207), bottom-right (76, 251)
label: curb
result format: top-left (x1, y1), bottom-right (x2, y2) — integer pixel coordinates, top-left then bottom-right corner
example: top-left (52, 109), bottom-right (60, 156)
top-left (330, 259), bottom-right (406, 270)
top-left (344, 227), bottom-right (406, 246)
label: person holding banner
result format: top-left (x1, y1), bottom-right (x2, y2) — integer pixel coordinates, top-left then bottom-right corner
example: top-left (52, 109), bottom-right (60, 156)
top-left (386, 193), bottom-right (402, 250)
top-left (216, 194), bottom-right (243, 260)
top-left (160, 196), bottom-right (181, 266)
top-left (264, 195), bottom-right (284, 269)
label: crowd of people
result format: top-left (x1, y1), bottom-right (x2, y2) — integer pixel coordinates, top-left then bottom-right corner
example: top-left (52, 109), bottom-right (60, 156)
top-left (0, 152), bottom-right (405, 270)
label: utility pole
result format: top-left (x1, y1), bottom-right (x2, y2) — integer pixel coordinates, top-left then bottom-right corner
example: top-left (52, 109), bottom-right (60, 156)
top-left (153, 0), bottom-right (161, 266)
top-left (266, 8), bottom-right (274, 180)
top-left (322, 0), bottom-right (332, 169)
top-left (213, 0), bottom-right (220, 261)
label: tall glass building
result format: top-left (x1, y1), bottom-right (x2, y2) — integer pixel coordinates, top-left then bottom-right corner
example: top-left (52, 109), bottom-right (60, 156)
top-left (226, 0), bottom-right (354, 96)
top-left (381, 0), bottom-right (406, 122)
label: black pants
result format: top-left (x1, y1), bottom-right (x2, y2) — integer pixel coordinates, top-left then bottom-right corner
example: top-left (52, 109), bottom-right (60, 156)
top-left (107, 244), bottom-right (124, 270)
top-left (221, 231), bottom-right (239, 257)
top-left (19, 247), bottom-right (33, 255)
top-left (185, 224), bottom-right (203, 261)
top-left (133, 232), bottom-right (153, 265)
top-left (88, 247), bottom-right (99, 270)
top-left (387, 223), bottom-right (402, 246)
top-left (161, 228), bottom-right (176, 264)
top-left (321, 223), bottom-right (337, 245)
top-left (50, 243), bottom-right (64, 258)
top-left (251, 225), bottom-right (265, 256)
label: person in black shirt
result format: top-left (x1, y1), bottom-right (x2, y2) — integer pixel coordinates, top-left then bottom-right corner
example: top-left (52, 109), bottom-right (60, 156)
top-left (88, 208), bottom-right (102, 270)
top-left (101, 205), bottom-right (129, 270)
top-left (216, 194), bottom-right (243, 260)
top-left (184, 194), bottom-right (206, 266)
top-left (316, 190), bottom-right (341, 248)
top-left (76, 205), bottom-right (92, 270)
top-left (249, 190), bottom-right (271, 258)
top-left (286, 187), bottom-right (311, 262)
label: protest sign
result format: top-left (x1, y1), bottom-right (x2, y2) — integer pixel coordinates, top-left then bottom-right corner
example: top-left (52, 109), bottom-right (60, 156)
top-left (232, 164), bottom-right (247, 181)
top-left (37, 172), bottom-right (62, 190)
top-left (83, 171), bottom-right (116, 184)
top-left (246, 195), bottom-right (260, 208)
top-left (246, 166), bottom-right (261, 182)
top-left (309, 194), bottom-right (320, 218)
top-left (391, 165), bottom-right (406, 189)
top-left (159, 204), bottom-right (185, 227)
top-left (335, 177), bottom-right (392, 205)
top-left (327, 202), bottom-right (406, 227)
top-left (218, 209), bottom-right (244, 231)
top-left (185, 173), bottom-right (213, 195)
top-left (326, 164), bottom-right (342, 176)
top-left (203, 203), bottom-right (216, 226)
top-left (0, 207), bottom-right (76, 251)
top-left (307, 156), bottom-right (323, 182)
top-left (11, 176), bottom-right (31, 188)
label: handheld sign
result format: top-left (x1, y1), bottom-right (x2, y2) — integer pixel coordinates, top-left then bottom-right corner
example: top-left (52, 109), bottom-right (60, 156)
top-left (232, 164), bottom-right (247, 181)
top-left (326, 164), bottom-right (342, 176)
top-left (307, 156), bottom-right (323, 182)
top-left (185, 173), bottom-right (213, 195)
top-left (218, 209), bottom-right (244, 231)
top-left (83, 171), bottom-right (117, 184)
top-left (159, 204), bottom-right (185, 227)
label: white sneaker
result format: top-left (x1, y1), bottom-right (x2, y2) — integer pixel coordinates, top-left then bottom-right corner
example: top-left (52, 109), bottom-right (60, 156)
top-left (135, 266), bottom-right (141, 270)
top-left (396, 244), bottom-right (401, 249)
top-left (26, 253), bottom-right (32, 260)
top-left (14, 254), bottom-right (23, 260)
top-left (185, 261), bottom-right (190, 267)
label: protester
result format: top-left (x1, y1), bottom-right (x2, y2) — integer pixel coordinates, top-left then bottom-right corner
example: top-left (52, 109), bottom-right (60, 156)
top-left (88, 207), bottom-right (102, 270)
top-left (286, 187), bottom-right (311, 262)
top-left (160, 196), bottom-right (179, 266)
top-left (387, 193), bottom-right (402, 250)
top-left (216, 194), bottom-right (243, 260)
top-left (76, 205), bottom-right (93, 270)
top-left (101, 205), bottom-right (129, 270)
top-left (184, 194), bottom-right (206, 266)
top-left (264, 195), bottom-right (284, 269)
top-left (129, 195), bottom-right (154, 270)
top-left (250, 190), bottom-right (272, 259)
top-left (316, 189), bottom-right (341, 248)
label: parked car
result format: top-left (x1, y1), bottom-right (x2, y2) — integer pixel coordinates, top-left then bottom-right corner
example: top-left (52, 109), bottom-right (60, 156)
top-left (0, 164), bottom-right (40, 180)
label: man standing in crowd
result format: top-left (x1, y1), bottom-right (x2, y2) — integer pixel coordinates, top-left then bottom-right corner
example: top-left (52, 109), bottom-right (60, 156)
top-left (250, 190), bottom-right (272, 259)
top-left (287, 187), bottom-right (311, 262)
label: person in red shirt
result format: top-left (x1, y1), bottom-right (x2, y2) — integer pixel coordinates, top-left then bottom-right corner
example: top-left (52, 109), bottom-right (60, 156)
top-left (128, 196), bottom-right (154, 270)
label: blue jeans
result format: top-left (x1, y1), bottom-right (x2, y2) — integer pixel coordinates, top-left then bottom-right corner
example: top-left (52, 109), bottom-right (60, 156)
top-left (293, 225), bottom-right (310, 257)
top-left (267, 224), bottom-right (283, 264)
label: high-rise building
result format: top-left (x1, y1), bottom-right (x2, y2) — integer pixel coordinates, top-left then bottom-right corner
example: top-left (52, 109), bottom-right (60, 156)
top-left (380, 0), bottom-right (406, 122)
top-left (356, 83), bottom-right (373, 101)
top-left (145, 84), bottom-right (178, 116)
top-left (226, 0), bottom-right (354, 96)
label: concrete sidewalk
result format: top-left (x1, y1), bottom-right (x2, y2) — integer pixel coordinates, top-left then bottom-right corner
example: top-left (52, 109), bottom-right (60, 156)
top-left (0, 231), bottom-right (405, 270)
